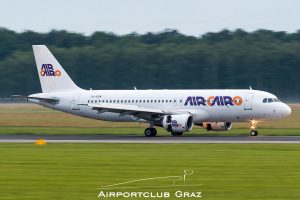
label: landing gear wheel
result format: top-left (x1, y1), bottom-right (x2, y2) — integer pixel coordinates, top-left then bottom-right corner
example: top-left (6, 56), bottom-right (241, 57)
top-left (171, 131), bottom-right (183, 136)
top-left (249, 120), bottom-right (258, 136)
top-left (250, 130), bottom-right (258, 136)
top-left (144, 128), bottom-right (157, 137)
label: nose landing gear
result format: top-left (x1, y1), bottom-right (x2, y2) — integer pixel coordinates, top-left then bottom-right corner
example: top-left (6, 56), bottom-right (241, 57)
top-left (250, 120), bottom-right (258, 136)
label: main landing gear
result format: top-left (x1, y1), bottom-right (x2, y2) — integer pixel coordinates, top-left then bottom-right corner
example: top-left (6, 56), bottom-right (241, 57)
top-left (171, 131), bottom-right (183, 136)
top-left (144, 122), bottom-right (157, 137)
top-left (144, 128), bottom-right (157, 137)
top-left (250, 120), bottom-right (258, 136)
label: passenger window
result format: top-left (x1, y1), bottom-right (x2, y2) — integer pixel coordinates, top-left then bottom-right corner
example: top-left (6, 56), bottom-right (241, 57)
top-left (143, 100), bottom-right (145, 103)
top-left (147, 100), bottom-right (149, 103)
top-left (154, 100), bottom-right (157, 103)
top-left (91, 100), bottom-right (93, 103)
top-left (162, 100), bottom-right (164, 103)
top-left (106, 100), bottom-right (108, 103)
top-left (109, 100), bottom-right (112, 103)
top-left (88, 100), bottom-right (90, 103)
top-left (158, 100), bottom-right (161, 103)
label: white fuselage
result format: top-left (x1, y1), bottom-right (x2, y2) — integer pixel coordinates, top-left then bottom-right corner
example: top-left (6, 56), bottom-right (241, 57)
top-left (29, 89), bottom-right (291, 123)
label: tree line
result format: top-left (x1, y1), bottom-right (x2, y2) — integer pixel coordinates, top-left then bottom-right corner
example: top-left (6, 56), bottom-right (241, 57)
top-left (0, 28), bottom-right (299, 101)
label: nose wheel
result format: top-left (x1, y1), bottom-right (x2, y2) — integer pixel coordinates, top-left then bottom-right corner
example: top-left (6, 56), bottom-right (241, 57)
top-left (250, 120), bottom-right (258, 136)
top-left (250, 130), bottom-right (258, 136)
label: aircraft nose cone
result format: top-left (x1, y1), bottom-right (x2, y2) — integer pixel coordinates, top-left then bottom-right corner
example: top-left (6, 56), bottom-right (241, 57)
top-left (282, 104), bottom-right (292, 117)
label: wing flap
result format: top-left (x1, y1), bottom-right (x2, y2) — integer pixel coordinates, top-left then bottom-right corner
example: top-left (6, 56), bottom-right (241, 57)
top-left (89, 103), bottom-right (164, 114)
top-left (82, 103), bottom-right (174, 120)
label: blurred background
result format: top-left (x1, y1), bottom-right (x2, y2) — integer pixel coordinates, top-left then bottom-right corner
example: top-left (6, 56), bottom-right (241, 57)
top-left (0, 0), bottom-right (299, 101)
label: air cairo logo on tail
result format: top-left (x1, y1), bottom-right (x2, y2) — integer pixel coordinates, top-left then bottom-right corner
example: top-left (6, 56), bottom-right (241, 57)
top-left (40, 64), bottom-right (61, 77)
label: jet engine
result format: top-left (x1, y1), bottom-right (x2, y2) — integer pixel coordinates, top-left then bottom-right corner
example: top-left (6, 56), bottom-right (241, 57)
top-left (162, 114), bottom-right (193, 132)
top-left (199, 122), bottom-right (232, 131)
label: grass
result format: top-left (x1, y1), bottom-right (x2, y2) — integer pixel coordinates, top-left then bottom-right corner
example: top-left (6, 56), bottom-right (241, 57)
top-left (0, 103), bottom-right (299, 135)
top-left (0, 143), bottom-right (300, 200)
top-left (1, 105), bottom-right (300, 199)
top-left (0, 127), bottom-right (300, 136)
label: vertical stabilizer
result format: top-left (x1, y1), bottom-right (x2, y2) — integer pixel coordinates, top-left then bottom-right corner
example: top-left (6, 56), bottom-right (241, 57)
top-left (32, 45), bottom-right (81, 93)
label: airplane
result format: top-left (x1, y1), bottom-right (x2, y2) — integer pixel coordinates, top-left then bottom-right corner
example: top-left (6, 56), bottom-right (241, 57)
top-left (28, 45), bottom-right (292, 137)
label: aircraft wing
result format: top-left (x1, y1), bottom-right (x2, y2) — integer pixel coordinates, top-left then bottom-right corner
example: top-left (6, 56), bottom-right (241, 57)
top-left (83, 103), bottom-right (178, 120)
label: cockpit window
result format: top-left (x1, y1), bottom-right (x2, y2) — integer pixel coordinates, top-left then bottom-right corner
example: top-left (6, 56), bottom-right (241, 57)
top-left (263, 98), bottom-right (280, 103)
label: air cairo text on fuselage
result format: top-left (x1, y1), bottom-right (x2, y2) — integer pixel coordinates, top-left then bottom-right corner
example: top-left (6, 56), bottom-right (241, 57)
top-left (184, 96), bottom-right (243, 106)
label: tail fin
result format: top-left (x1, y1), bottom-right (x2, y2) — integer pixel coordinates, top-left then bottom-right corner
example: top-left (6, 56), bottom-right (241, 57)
top-left (32, 45), bottom-right (81, 93)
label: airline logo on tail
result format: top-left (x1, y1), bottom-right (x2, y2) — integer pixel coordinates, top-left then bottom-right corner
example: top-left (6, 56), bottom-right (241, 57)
top-left (40, 64), bottom-right (61, 77)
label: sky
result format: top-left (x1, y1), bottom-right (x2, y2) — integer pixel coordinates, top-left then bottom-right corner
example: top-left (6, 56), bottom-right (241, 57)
top-left (1, 0), bottom-right (300, 36)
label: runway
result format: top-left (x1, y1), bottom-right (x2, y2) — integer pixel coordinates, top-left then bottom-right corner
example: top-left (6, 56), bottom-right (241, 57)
top-left (1, 134), bottom-right (300, 143)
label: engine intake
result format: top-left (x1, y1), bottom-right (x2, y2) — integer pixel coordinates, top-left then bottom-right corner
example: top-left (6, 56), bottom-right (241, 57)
top-left (162, 114), bottom-right (193, 132)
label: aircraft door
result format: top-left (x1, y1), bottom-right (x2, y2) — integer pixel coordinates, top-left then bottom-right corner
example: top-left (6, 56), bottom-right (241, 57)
top-left (71, 93), bottom-right (81, 110)
top-left (244, 93), bottom-right (254, 110)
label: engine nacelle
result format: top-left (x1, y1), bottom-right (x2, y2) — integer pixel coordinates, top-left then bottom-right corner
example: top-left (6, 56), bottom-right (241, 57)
top-left (162, 114), bottom-right (193, 132)
top-left (203, 122), bottom-right (232, 131)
